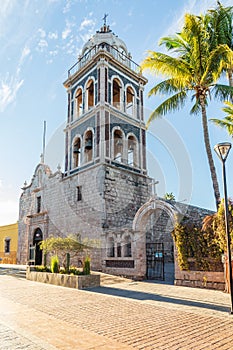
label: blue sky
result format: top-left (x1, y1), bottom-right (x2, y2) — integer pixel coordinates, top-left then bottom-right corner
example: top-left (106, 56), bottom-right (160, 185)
top-left (0, 0), bottom-right (233, 225)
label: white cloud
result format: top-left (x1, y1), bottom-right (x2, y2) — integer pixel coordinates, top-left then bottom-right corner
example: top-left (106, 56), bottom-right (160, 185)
top-left (63, 0), bottom-right (72, 14)
top-left (62, 20), bottom-right (75, 40)
top-left (0, 180), bottom-right (2, 188)
top-left (48, 31), bottom-right (58, 40)
top-left (19, 46), bottom-right (31, 65)
top-left (38, 28), bottom-right (46, 38)
top-left (0, 74), bottom-right (24, 113)
top-left (79, 18), bottom-right (95, 31)
top-left (37, 39), bottom-right (48, 52)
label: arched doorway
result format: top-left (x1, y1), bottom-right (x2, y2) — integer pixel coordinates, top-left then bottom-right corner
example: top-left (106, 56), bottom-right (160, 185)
top-left (33, 228), bottom-right (43, 265)
top-left (133, 198), bottom-right (179, 283)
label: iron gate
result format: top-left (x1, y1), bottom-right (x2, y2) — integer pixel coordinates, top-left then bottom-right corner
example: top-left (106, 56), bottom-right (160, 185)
top-left (146, 242), bottom-right (164, 280)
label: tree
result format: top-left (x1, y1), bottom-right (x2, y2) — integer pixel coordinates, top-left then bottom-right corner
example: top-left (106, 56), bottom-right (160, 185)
top-left (40, 234), bottom-right (96, 270)
top-left (141, 13), bottom-right (233, 209)
top-left (210, 101), bottom-right (233, 136)
top-left (164, 192), bottom-right (175, 201)
top-left (207, 1), bottom-right (233, 87)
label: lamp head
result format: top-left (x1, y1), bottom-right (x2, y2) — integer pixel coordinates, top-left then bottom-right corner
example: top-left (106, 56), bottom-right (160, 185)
top-left (214, 142), bottom-right (231, 162)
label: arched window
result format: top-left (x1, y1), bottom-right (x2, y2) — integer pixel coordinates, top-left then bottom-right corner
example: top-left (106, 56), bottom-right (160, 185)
top-left (123, 235), bottom-right (132, 257)
top-left (33, 228), bottom-right (43, 265)
top-left (113, 129), bottom-right (123, 163)
top-left (75, 88), bottom-right (83, 118)
top-left (73, 137), bottom-right (81, 168)
top-left (84, 130), bottom-right (93, 163)
top-left (4, 238), bottom-right (10, 253)
top-left (86, 80), bottom-right (94, 110)
top-left (112, 78), bottom-right (121, 109)
top-left (126, 86), bottom-right (135, 116)
top-left (107, 237), bottom-right (115, 257)
top-left (127, 135), bottom-right (138, 167)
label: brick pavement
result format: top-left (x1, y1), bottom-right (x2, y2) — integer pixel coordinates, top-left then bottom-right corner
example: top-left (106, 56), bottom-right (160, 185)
top-left (0, 275), bottom-right (233, 349)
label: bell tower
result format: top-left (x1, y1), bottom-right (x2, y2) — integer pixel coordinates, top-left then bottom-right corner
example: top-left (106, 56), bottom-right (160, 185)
top-left (62, 22), bottom-right (152, 276)
top-left (63, 23), bottom-right (148, 177)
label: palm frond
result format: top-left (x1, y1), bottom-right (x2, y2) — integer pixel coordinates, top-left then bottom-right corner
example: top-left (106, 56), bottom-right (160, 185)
top-left (212, 84), bottom-right (233, 101)
top-left (148, 78), bottom-right (186, 97)
top-left (146, 90), bottom-right (187, 127)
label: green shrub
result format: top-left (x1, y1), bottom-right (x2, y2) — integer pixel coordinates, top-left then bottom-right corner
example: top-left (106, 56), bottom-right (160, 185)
top-left (51, 255), bottom-right (59, 273)
top-left (34, 265), bottom-right (51, 272)
top-left (83, 256), bottom-right (90, 275)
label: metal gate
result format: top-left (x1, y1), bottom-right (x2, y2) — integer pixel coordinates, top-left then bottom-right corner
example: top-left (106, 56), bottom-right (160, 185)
top-left (146, 242), bottom-right (164, 280)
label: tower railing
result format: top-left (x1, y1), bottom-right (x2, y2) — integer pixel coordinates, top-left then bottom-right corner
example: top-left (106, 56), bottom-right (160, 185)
top-left (68, 44), bottom-right (141, 77)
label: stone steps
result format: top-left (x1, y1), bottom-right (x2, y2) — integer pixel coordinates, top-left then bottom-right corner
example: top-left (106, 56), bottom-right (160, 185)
top-left (0, 267), bottom-right (26, 278)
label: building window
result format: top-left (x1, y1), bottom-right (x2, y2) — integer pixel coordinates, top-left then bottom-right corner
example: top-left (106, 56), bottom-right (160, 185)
top-left (84, 130), bottom-right (93, 163)
top-left (75, 88), bottom-right (83, 118)
top-left (124, 236), bottom-right (132, 257)
top-left (73, 138), bottom-right (81, 168)
top-left (117, 243), bottom-right (121, 257)
top-left (77, 186), bottom-right (82, 201)
top-left (126, 86), bottom-right (134, 116)
top-left (127, 135), bottom-right (138, 167)
top-left (86, 80), bottom-right (94, 110)
top-left (113, 129), bottom-right (123, 162)
top-left (107, 237), bottom-right (115, 257)
top-left (37, 196), bottom-right (41, 213)
top-left (112, 78), bottom-right (121, 109)
top-left (4, 238), bottom-right (10, 253)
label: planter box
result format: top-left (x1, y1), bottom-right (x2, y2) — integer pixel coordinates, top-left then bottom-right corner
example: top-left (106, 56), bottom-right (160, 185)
top-left (26, 267), bottom-right (100, 289)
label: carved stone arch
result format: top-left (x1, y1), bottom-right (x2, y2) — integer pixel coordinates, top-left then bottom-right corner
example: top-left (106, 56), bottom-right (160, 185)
top-left (111, 126), bottom-right (125, 162)
top-left (85, 77), bottom-right (95, 111)
top-left (125, 84), bottom-right (136, 117)
top-left (126, 132), bottom-right (139, 167)
top-left (132, 197), bottom-right (179, 233)
top-left (111, 75), bottom-right (124, 110)
top-left (72, 134), bottom-right (82, 168)
top-left (83, 127), bottom-right (94, 163)
top-left (133, 197), bottom-right (180, 281)
top-left (106, 232), bottom-right (116, 258)
top-left (74, 86), bottom-right (84, 118)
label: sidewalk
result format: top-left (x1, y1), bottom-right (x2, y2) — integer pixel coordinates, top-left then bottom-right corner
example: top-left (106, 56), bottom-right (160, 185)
top-left (0, 274), bottom-right (233, 349)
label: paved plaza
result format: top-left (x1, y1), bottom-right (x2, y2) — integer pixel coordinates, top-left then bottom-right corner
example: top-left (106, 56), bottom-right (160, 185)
top-left (0, 274), bottom-right (233, 349)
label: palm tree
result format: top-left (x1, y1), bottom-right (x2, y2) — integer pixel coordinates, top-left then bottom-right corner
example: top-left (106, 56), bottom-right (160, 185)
top-left (141, 13), bottom-right (233, 209)
top-left (211, 101), bottom-right (233, 136)
top-left (207, 1), bottom-right (233, 87)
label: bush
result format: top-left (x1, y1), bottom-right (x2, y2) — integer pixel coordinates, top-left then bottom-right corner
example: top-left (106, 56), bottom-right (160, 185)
top-left (51, 255), bottom-right (59, 273)
top-left (34, 265), bottom-right (51, 272)
top-left (83, 256), bottom-right (90, 275)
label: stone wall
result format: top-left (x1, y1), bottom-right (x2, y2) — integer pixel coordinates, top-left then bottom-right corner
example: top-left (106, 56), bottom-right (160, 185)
top-left (18, 161), bottom-right (151, 277)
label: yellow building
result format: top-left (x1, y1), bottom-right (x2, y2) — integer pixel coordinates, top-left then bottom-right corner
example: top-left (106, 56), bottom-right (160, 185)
top-left (0, 223), bottom-right (18, 264)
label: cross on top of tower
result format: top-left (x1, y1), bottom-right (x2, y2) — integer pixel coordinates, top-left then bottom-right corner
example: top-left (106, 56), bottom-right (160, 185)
top-left (102, 13), bottom-right (108, 26)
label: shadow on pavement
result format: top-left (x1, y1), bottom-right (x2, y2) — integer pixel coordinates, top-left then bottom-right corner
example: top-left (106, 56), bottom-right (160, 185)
top-left (88, 285), bottom-right (229, 313)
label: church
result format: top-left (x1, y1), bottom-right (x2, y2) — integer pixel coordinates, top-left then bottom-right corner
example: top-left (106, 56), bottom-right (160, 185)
top-left (17, 22), bottom-right (212, 282)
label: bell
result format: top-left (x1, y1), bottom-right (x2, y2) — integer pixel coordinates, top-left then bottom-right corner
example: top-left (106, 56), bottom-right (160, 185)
top-left (73, 146), bottom-right (80, 153)
top-left (85, 139), bottom-right (92, 149)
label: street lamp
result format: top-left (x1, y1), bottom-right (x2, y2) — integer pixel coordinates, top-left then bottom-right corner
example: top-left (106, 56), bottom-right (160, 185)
top-left (214, 142), bottom-right (233, 314)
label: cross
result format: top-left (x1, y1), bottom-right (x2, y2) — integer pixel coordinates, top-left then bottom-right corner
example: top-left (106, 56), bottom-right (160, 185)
top-left (102, 13), bottom-right (108, 26)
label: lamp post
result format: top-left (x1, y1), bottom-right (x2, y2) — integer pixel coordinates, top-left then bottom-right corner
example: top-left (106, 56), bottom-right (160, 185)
top-left (214, 142), bottom-right (233, 314)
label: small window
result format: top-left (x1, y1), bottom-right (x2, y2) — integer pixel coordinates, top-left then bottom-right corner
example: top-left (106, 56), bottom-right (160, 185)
top-left (112, 79), bottom-right (121, 109)
top-left (86, 80), bottom-right (94, 110)
top-left (77, 186), bottom-right (82, 201)
top-left (4, 238), bottom-right (10, 253)
top-left (107, 237), bottom-right (115, 257)
top-left (37, 196), bottom-right (41, 213)
top-left (117, 243), bottom-right (121, 257)
top-left (76, 88), bottom-right (83, 117)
